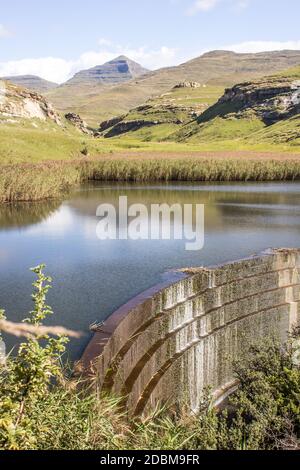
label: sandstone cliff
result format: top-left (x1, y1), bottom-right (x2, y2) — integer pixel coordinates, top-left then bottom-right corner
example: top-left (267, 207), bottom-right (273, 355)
top-left (0, 80), bottom-right (61, 125)
top-left (216, 76), bottom-right (300, 124)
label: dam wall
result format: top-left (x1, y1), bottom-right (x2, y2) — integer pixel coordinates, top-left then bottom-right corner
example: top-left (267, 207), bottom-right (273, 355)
top-left (82, 248), bottom-right (300, 415)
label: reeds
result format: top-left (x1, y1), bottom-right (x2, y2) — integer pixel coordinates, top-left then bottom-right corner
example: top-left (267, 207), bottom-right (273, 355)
top-left (1, 157), bottom-right (300, 202)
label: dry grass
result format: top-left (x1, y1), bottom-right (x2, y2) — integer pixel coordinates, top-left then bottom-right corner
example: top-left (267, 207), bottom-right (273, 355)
top-left (1, 154), bottom-right (300, 202)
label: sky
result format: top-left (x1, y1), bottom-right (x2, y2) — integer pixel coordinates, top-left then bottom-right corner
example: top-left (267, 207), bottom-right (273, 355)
top-left (0, 0), bottom-right (300, 83)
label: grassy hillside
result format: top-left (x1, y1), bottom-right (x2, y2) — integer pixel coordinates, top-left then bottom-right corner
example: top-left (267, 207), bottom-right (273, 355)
top-left (0, 119), bottom-right (103, 163)
top-left (100, 84), bottom-right (224, 140)
top-left (46, 50), bottom-right (300, 126)
top-left (1, 63), bottom-right (300, 171)
top-left (173, 65), bottom-right (300, 146)
top-left (96, 65), bottom-right (300, 151)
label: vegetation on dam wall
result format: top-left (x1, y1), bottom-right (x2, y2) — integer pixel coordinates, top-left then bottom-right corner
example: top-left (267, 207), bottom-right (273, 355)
top-left (2, 156), bottom-right (300, 202)
top-left (0, 265), bottom-right (300, 450)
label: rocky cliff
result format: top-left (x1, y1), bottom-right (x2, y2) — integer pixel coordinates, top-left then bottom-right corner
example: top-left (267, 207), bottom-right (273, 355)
top-left (0, 80), bottom-right (61, 124)
top-left (216, 76), bottom-right (300, 124)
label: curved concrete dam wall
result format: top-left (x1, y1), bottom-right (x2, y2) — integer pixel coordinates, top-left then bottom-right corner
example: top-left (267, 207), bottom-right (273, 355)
top-left (82, 248), bottom-right (300, 415)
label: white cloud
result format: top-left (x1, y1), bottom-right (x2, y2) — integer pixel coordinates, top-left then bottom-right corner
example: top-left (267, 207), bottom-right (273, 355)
top-left (235, 0), bottom-right (249, 9)
top-left (0, 42), bottom-right (179, 84)
top-left (186, 0), bottom-right (250, 15)
top-left (0, 24), bottom-right (11, 38)
top-left (0, 57), bottom-right (75, 84)
top-left (98, 38), bottom-right (113, 47)
top-left (186, 0), bottom-right (219, 15)
top-left (223, 40), bottom-right (300, 53)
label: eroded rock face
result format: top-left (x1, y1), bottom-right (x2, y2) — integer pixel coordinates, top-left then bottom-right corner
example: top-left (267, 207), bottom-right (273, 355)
top-left (99, 101), bottom-right (206, 137)
top-left (105, 119), bottom-right (158, 137)
top-left (0, 80), bottom-right (61, 124)
top-left (219, 78), bottom-right (300, 124)
top-left (99, 115), bottom-right (125, 132)
top-left (174, 81), bottom-right (202, 89)
top-left (65, 112), bottom-right (92, 135)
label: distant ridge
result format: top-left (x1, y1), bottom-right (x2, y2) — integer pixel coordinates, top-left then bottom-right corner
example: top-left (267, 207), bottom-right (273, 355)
top-left (66, 55), bottom-right (149, 86)
top-left (2, 75), bottom-right (58, 93)
top-left (47, 49), bottom-right (300, 126)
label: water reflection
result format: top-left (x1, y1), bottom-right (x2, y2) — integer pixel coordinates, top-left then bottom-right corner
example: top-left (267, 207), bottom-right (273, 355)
top-left (0, 200), bottom-right (61, 229)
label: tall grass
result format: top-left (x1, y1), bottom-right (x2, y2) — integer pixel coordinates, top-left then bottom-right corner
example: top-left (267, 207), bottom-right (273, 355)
top-left (1, 157), bottom-right (300, 202)
top-left (0, 162), bottom-right (80, 202)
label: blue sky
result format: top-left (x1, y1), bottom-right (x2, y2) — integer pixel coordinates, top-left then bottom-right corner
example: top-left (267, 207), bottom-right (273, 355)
top-left (1, 0), bottom-right (300, 83)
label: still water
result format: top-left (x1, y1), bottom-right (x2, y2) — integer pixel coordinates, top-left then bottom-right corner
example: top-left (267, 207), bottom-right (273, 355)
top-left (1, 181), bottom-right (300, 360)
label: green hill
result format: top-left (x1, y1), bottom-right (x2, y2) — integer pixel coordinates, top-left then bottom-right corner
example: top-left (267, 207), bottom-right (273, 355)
top-left (46, 50), bottom-right (300, 127)
top-left (173, 66), bottom-right (300, 146)
top-left (98, 65), bottom-right (300, 151)
top-left (99, 82), bottom-right (224, 140)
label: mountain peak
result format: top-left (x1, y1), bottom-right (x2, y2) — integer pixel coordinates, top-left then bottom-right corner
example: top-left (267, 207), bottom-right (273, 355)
top-left (110, 55), bottom-right (131, 62)
top-left (66, 56), bottom-right (149, 86)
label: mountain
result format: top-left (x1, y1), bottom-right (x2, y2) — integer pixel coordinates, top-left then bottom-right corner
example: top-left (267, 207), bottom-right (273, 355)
top-left (99, 81), bottom-right (224, 139)
top-left (65, 55), bottom-right (149, 86)
top-left (2, 75), bottom-right (58, 93)
top-left (99, 65), bottom-right (300, 147)
top-left (46, 50), bottom-right (300, 127)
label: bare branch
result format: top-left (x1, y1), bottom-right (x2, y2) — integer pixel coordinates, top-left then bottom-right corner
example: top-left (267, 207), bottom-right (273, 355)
top-left (0, 319), bottom-right (83, 339)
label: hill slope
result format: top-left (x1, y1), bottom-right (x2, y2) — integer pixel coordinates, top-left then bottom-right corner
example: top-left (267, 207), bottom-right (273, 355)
top-left (0, 80), bottom-right (103, 163)
top-left (47, 50), bottom-right (300, 126)
top-left (99, 81), bottom-right (224, 140)
top-left (2, 75), bottom-right (58, 93)
top-left (173, 66), bottom-right (300, 146)
top-left (99, 65), bottom-right (300, 149)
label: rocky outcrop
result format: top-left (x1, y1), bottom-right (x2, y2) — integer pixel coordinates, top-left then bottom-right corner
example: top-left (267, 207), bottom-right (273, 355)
top-left (99, 115), bottom-right (125, 132)
top-left (217, 77), bottom-right (300, 124)
top-left (100, 101), bottom-right (205, 137)
top-left (0, 80), bottom-right (61, 124)
top-left (65, 112), bottom-right (92, 135)
top-left (104, 119), bottom-right (158, 137)
top-left (174, 81), bottom-right (202, 89)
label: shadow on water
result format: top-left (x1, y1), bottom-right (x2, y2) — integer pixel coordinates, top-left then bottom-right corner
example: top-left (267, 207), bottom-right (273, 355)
top-left (0, 200), bottom-right (62, 229)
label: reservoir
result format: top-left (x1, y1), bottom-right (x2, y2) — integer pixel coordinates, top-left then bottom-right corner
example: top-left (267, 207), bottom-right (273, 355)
top-left (1, 181), bottom-right (300, 360)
